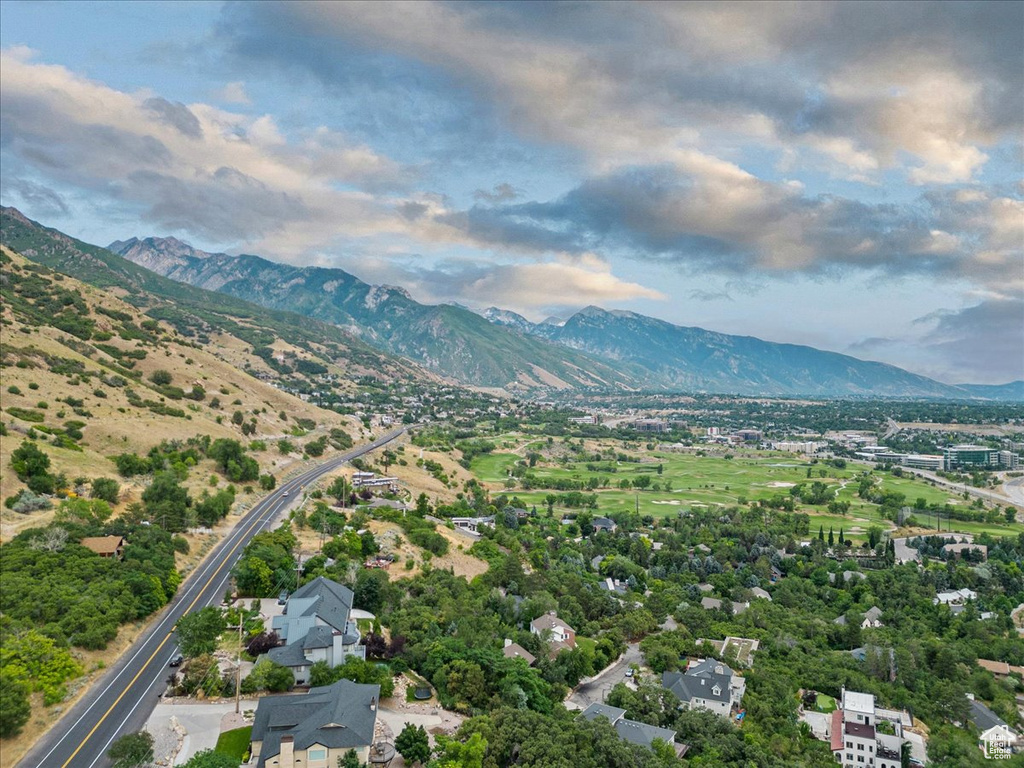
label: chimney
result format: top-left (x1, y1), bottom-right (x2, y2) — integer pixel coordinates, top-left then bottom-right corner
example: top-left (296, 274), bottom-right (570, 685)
top-left (504, 639), bottom-right (513, 648)
top-left (370, 694), bottom-right (377, 712)
top-left (279, 736), bottom-right (294, 768)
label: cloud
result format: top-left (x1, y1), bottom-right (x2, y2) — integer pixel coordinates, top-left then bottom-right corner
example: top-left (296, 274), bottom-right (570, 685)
top-left (922, 298), bottom-right (1024, 384)
top-left (223, 1), bottom-right (1022, 184)
top-left (335, 252), bottom-right (665, 317)
top-left (0, 177), bottom-right (69, 216)
top-left (213, 81), bottom-right (251, 105)
top-left (0, 47), bottom-right (416, 253)
top-left (436, 164), bottom-right (1022, 296)
top-left (473, 183), bottom-right (520, 203)
top-left (689, 289), bottom-right (732, 303)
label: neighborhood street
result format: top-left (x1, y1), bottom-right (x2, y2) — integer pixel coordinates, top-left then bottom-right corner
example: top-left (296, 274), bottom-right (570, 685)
top-left (18, 427), bottom-right (408, 768)
top-left (567, 642), bottom-right (642, 711)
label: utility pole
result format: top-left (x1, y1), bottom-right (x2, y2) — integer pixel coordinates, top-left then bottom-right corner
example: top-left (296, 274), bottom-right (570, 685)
top-left (227, 618), bottom-right (244, 714)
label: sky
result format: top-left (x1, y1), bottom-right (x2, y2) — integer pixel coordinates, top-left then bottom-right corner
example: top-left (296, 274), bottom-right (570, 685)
top-left (1, 0), bottom-right (1021, 385)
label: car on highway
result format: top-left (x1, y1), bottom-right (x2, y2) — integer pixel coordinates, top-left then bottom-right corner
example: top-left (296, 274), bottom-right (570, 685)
top-left (283, 491), bottom-right (289, 497)
top-left (169, 654), bottom-right (183, 667)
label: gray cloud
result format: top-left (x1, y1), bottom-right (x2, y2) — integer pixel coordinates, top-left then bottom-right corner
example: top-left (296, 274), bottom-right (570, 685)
top-left (923, 299), bottom-right (1024, 384)
top-left (143, 97), bottom-right (203, 139)
top-left (0, 177), bottom-right (69, 216)
top-left (473, 183), bottom-right (520, 203)
top-left (688, 289), bottom-right (732, 303)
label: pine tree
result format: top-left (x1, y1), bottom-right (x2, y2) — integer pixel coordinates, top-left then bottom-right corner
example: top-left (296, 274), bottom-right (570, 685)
top-left (828, 527), bottom-right (834, 547)
top-left (818, 525), bottom-right (824, 541)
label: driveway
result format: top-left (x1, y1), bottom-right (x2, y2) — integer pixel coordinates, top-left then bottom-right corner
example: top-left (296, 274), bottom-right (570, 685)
top-left (568, 642), bottom-right (642, 710)
top-left (147, 699), bottom-right (259, 766)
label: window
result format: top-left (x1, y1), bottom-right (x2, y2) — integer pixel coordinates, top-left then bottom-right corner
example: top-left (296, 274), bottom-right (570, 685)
top-left (857, 743), bottom-right (864, 750)
top-left (846, 742), bottom-right (853, 749)
top-left (308, 748), bottom-right (327, 761)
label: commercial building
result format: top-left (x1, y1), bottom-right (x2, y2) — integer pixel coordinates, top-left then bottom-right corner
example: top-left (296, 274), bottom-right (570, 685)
top-left (943, 445), bottom-right (999, 471)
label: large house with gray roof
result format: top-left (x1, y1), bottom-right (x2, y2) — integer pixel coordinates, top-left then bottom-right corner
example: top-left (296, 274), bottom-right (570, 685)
top-left (267, 577), bottom-right (364, 686)
top-left (578, 703), bottom-right (686, 757)
top-left (249, 679), bottom-right (379, 768)
top-left (663, 658), bottom-right (745, 718)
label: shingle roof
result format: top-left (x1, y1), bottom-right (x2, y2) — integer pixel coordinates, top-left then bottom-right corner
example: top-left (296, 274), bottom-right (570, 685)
top-left (79, 535), bottom-right (124, 555)
top-left (579, 703), bottom-right (627, 723)
top-left (502, 642), bottom-right (536, 665)
top-left (530, 612), bottom-right (574, 635)
top-left (663, 663), bottom-right (732, 705)
top-left (970, 699), bottom-right (1007, 732)
top-left (614, 718), bottom-right (677, 750)
top-left (267, 642), bottom-right (308, 669)
top-left (287, 577), bottom-right (355, 633)
top-left (251, 680), bottom-right (379, 768)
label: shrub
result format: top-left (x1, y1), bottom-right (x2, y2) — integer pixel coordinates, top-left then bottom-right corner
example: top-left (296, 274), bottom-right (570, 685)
top-left (149, 369), bottom-right (173, 386)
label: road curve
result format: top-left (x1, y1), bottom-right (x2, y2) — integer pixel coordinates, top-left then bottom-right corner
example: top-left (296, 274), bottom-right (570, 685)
top-left (18, 427), bottom-right (408, 768)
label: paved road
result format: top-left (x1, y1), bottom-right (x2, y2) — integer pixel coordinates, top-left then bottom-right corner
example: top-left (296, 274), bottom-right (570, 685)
top-left (568, 642), bottom-right (642, 710)
top-left (18, 427), bottom-right (408, 768)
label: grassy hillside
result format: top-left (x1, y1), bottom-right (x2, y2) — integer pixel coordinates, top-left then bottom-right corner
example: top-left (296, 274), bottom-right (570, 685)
top-left (0, 246), bottom-right (370, 540)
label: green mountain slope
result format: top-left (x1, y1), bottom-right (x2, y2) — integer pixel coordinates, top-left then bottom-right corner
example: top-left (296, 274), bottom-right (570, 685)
top-left (0, 207), bottom-right (422, 383)
top-left (105, 236), bottom-right (637, 390)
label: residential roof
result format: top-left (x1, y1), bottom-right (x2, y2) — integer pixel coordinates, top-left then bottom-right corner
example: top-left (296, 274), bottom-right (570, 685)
top-left (267, 642), bottom-right (308, 669)
top-left (977, 659), bottom-right (1024, 676)
top-left (285, 577), bottom-right (355, 633)
top-left (969, 699), bottom-right (1007, 733)
top-left (830, 710), bottom-right (843, 752)
top-left (250, 680), bottom-right (379, 768)
top-left (663, 663), bottom-right (732, 705)
top-left (749, 587), bottom-right (771, 600)
top-left (864, 606), bottom-right (883, 622)
top-left (579, 703), bottom-right (627, 723)
top-left (79, 535), bottom-right (124, 555)
top-left (842, 689), bottom-right (875, 715)
top-left (845, 721), bottom-right (875, 740)
top-left (614, 718), bottom-right (677, 750)
top-left (502, 642), bottom-right (536, 665)
top-left (530, 612), bottom-right (574, 635)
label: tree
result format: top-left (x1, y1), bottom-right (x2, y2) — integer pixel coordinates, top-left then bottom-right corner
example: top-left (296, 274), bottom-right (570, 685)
top-left (828, 527), bottom-right (834, 547)
top-left (181, 750), bottom-right (239, 768)
top-left (0, 669), bottom-right (31, 737)
top-left (338, 751), bottom-right (361, 768)
top-left (431, 732), bottom-right (487, 768)
top-left (142, 470), bottom-right (192, 532)
top-left (149, 369), bottom-right (173, 386)
top-left (107, 731), bottom-right (154, 768)
top-left (355, 569), bottom-right (390, 614)
top-left (395, 723), bottom-right (431, 765)
top-left (91, 477), bottom-right (121, 504)
top-left (176, 606), bottom-right (226, 657)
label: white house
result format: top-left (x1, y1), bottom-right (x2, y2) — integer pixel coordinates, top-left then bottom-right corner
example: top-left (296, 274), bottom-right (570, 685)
top-left (830, 689), bottom-right (907, 768)
top-left (663, 659), bottom-right (744, 718)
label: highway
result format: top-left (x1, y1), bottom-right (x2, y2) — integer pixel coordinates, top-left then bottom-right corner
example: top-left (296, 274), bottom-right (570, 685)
top-left (18, 427), bottom-right (408, 768)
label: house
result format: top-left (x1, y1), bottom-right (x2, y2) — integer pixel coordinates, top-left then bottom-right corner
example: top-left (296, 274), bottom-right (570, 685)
top-left (502, 639), bottom-right (536, 666)
top-left (943, 541), bottom-right (988, 560)
top-left (578, 703), bottom-right (686, 757)
top-left (598, 577), bottom-right (629, 596)
top-left (249, 679), bottom-right (380, 768)
top-left (592, 516), bottom-right (617, 534)
top-left (701, 597), bottom-right (749, 615)
top-left (934, 587), bottom-right (977, 606)
top-left (79, 535), bottom-right (125, 560)
top-left (268, 577), bottom-right (364, 685)
top-left (977, 659), bottom-right (1024, 678)
top-left (829, 689), bottom-right (907, 768)
top-left (663, 659), bottom-right (744, 718)
top-left (862, 606), bottom-right (884, 628)
top-left (749, 587), bottom-right (772, 601)
top-left (530, 611), bottom-right (576, 656)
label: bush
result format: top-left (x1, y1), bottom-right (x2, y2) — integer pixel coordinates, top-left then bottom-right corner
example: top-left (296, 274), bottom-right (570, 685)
top-left (108, 731), bottom-right (154, 768)
top-left (7, 385), bottom-right (21, 395)
top-left (91, 477), bottom-right (121, 504)
top-left (149, 370), bottom-right (173, 386)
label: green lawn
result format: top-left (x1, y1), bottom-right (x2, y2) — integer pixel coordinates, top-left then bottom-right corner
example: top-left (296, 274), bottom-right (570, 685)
top-left (813, 694), bottom-right (837, 713)
top-left (215, 726), bottom-right (252, 761)
top-left (471, 445), bottom-right (1023, 541)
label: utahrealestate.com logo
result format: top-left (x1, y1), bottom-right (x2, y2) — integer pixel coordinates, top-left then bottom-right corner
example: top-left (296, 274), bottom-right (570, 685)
top-left (981, 724), bottom-right (1018, 760)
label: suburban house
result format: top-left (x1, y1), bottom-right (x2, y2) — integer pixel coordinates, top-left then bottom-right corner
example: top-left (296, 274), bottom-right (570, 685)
top-left (968, 693), bottom-right (1018, 753)
top-left (834, 606), bottom-right (884, 629)
top-left (79, 535), bottom-right (125, 560)
top-left (592, 516), bottom-right (617, 534)
top-left (749, 587), bottom-right (772, 601)
top-left (502, 639), bottom-right (536, 666)
top-left (530, 611), bottom-right (576, 657)
top-left (663, 659), bottom-right (745, 718)
top-left (701, 596), bottom-right (749, 615)
top-left (267, 577), bottom-right (364, 685)
top-left (249, 679), bottom-right (380, 768)
top-left (943, 541), bottom-right (987, 560)
top-left (977, 659), bottom-right (1024, 679)
top-left (451, 516), bottom-right (494, 538)
top-left (578, 703), bottom-right (687, 757)
top-left (598, 577), bottom-right (629, 596)
top-left (829, 689), bottom-right (907, 768)
top-left (934, 587), bottom-right (977, 607)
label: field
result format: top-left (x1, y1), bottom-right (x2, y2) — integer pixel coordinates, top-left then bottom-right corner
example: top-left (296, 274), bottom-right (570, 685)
top-left (471, 438), bottom-right (1024, 542)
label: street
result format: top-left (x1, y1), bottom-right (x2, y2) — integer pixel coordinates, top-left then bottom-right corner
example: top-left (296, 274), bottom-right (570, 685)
top-left (568, 642), bottom-right (642, 710)
top-left (17, 427), bottom-right (407, 768)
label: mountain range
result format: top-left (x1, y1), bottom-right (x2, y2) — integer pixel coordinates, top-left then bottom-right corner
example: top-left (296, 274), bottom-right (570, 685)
top-left (2, 206), bottom-right (1018, 399)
